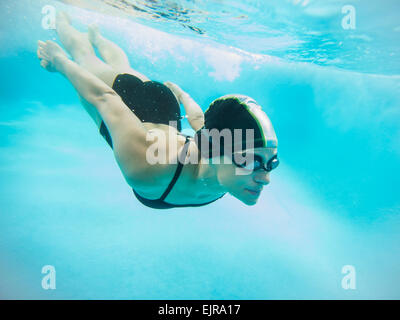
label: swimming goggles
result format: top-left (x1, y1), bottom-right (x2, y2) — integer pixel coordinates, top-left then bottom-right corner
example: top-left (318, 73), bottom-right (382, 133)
top-left (232, 153), bottom-right (279, 172)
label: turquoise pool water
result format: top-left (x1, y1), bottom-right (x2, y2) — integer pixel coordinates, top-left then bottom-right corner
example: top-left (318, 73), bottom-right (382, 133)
top-left (0, 0), bottom-right (399, 299)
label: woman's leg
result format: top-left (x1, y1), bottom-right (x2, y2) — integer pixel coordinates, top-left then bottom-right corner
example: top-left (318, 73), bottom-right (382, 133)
top-left (56, 12), bottom-right (119, 128)
top-left (37, 40), bottom-right (150, 183)
top-left (56, 12), bottom-right (118, 87)
top-left (87, 25), bottom-right (150, 82)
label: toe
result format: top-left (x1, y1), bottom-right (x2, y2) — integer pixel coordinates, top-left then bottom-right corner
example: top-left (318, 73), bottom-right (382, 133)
top-left (37, 48), bottom-right (43, 59)
top-left (40, 60), bottom-right (49, 68)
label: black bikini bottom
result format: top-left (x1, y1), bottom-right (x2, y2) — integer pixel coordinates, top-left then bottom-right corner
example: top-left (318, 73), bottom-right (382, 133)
top-left (99, 73), bottom-right (182, 148)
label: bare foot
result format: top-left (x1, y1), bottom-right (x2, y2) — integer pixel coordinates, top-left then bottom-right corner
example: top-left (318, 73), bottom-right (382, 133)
top-left (37, 40), bottom-right (68, 72)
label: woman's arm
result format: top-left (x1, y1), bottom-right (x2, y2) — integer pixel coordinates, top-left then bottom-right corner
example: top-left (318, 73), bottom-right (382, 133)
top-left (164, 81), bottom-right (205, 131)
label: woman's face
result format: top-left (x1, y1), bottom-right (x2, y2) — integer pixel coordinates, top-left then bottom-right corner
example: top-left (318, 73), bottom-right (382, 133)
top-left (215, 147), bottom-right (278, 205)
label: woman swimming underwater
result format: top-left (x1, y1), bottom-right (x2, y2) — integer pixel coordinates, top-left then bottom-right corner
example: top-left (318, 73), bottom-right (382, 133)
top-left (37, 12), bottom-right (279, 209)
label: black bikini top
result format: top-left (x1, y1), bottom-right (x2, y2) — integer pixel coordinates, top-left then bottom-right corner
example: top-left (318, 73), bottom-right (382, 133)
top-left (132, 135), bottom-right (225, 209)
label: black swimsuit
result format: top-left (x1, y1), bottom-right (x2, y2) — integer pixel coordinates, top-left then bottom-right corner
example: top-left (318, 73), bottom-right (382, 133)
top-left (99, 74), bottom-right (225, 209)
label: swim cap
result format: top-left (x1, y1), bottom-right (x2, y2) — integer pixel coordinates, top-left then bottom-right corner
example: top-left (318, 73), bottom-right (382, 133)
top-left (195, 94), bottom-right (277, 158)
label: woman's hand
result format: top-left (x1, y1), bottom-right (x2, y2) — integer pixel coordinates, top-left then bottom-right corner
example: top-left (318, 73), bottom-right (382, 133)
top-left (164, 81), bottom-right (184, 103)
top-left (164, 81), bottom-right (204, 131)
